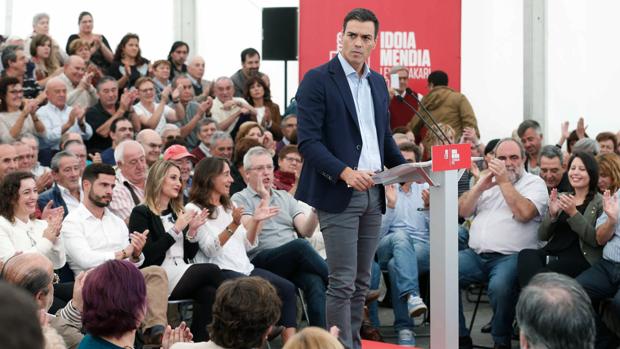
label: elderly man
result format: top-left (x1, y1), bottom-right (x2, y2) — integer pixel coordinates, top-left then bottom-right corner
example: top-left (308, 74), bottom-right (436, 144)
top-left (37, 77), bottom-right (93, 163)
top-left (187, 56), bottom-right (212, 99)
top-left (230, 47), bottom-right (264, 97)
top-left (59, 55), bottom-right (97, 108)
top-left (209, 131), bottom-right (233, 161)
top-left (100, 117), bottom-right (134, 165)
top-left (63, 140), bottom-right (88, 172)
top-left (161, 123), bottom-right (180, 145)
top-left (517, 120), bottom-right (544, 175)
top-left (539, 145), bottom-right (570, 193)
top-left (190, 118), bottom-right (217, 164)
top-left (37, 151), bottom-right (82, 217)
top-left (109, 140), bottom-right (147, 222)
top-left (210, 76), bottom-right (256, 135)
top-left (1, 45), bottom-right (42, 98)
top-left (232, 146), bottom-right (328, 328)
top-left (457, 138), bottom-right (548, 349)
top-left (1, 253), bottom-right (84, 349)
top-left (170, 75), bottom-right (213, 149)
top-left (85, 76), bottom-right (137, 153)
top-left (388, 65), bottom-right (419, 128)
top-left (518, 273), bottom-right (596, 349)
top-left (0, 143), bottom-right (18, 180)
top-left (136, 129), bottom-right (162, 167)
top-left (13, 141), bottom-right (34, 172)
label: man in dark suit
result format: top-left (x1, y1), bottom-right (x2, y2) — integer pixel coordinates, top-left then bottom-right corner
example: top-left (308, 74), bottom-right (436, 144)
top-left (296, 8), bottom-right (406, 349)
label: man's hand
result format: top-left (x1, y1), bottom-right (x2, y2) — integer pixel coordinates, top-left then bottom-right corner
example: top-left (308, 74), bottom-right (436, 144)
top-left (475, 172), bottom-right (496, 193)
top-left (487, 158), bottom-right (509, 185)
top-left (78, 72), bottom-right (93, 90)
top-left (88, 152), bottom-right (102, 164)
top-left (129, 229), bottom-right (149, 258)
top-left (198, 97), bottom-right (213, 114)
top-left (385, 184), bottom-right (397, 209)
top-left (222, 100), bottom-right (237, 110)
top-left (36, 171), bottom-right (54, 193)
top-left (340, 167), bottom-right (374, 191)
top-left (71, 270), bottom-right (88, 312)
top-left (561, 121), bottom-right (570, 140)
top-left (161, 86), bottom-right (172, 104)
top-left (602, 190), bottom-right (618, 224)
top-left (576, 117), bottom-right (587, 139)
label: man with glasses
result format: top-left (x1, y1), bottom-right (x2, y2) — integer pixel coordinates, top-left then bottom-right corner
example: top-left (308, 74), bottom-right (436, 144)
top-left (110, 140), bottom-right (147, 223)
top-left (274, 144), bottom-right (302, 193)
top-left (232, 146), bottom-right (328, 328)
top-left (169, 75), bottom-right (213, 149)
top-left (136, 129), bottom-right (162, 167)
top-left (0, 143), bottom-right (18, 181)
top-left (276, 114), bottom-right (297, 154)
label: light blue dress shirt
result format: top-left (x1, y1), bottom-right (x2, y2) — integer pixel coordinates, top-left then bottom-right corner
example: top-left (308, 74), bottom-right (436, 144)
top-left (380, 183), bottom-right (431, 244)
top-left (337, 53), bottom-right (382, 172)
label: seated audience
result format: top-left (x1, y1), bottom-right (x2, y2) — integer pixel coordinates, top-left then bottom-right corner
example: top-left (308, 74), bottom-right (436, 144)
top-left (190, 118), bottom-right (217, 164)
top-left (597, 132), bottom-right (618, 156)
top-left (128, 160), bottom-right (224, 341)
top-left (171, 277), bottom-right (281, 349)
top-left (0, 171), bottom-right (64, 268)
top-left (37, 151), bottom-right (82, 216)
top-left (167, 41), bottom-right (189, 80)
top-left (209, 131), bottom-right (233, 161)
top-left (232, 146), bottom-right (328, 328)
top-left (136, 129), bottom-right (163, 167)
top-left (67, 39), bottom-right (104, 87)
top-left (276, 114), bottom-right (297, 154)
top-left (109, 140), bottom-right (147, 222)
top-left (161, 123), bottom-right (181, 145)
top-left (517, 272), bottom-right (596, 349)
top-left (170, 75), bottom-right (213, 149)
top-left (107, 33), bottom-right (149, 89)
top-left (0, 76), bottom-right (46, 143)
top-left (163, 144), bottom-right (195, 200)
top-left (65, 12), bottom-right (114, 70)
top-left (152, 60), bottom-right (171, 101)
top-left (230, 137), bottom-right (261, 196)
top-left (62, 163), bottom-right (170, 346)
top-left (210, 77), bottom-right (256, 136)
top-left (59, 55), bottom-right (98, 109)
top-left (85, 76), bottom-right (137, 153)
top-left (13, 141), bottom-right (34, 173)
top-left (273, 144), bottom-right (302, 193)
top-left (100, 117), bottom-right (134, 165)
top-left (1, 45), bottom-right (42, 99)
top-left (518, 152), bottom-right (603, 287)
top-left (457, 138), bottom-right (548, 349)
top-left (597, 153), bottom-right (620, 194)
top-left (25, 13), bottom-right (66, 64)
top-left (539, 144), bottom-right (571, 193)
top-left (518, 120), bottom-right (544, 175)
top-left (0, 143), bottom-right (17, 180)
top-left (186, 157), bottom-right (296, 342)
top-left (134, 77), bottom-right (178, 134)
top-left (235, 121), bottom-right (264, 144)
top-left (231, 48), bottom-right (263, 97)
top-left (63, 139), bottom-right (88, 172)
top-left (282, 327), bottom-right (344, 349)
top-left (244, 75), bottom-right (282, 139)
top-left (186, 56), bottom-right (212, 100)
top-left (20, 133), bottom-right (50, 178)
top-left (30, 34), bottom-right (61, 87)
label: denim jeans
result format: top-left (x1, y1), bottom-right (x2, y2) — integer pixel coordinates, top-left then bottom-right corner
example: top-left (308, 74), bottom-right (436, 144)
top-left (252, 239), bottom-right (329, 328)
top-left (458, 249), bottom-right (518, 346)
top-left (376, 230), bottom-right (430, 331)
top-left (368, 261), bottom-right (381, 328)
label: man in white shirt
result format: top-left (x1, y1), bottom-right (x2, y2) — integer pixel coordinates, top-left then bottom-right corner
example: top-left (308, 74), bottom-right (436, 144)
top-left (457, 138), bottom-right (548, 349)
top-left (58, 55), bottom-right (98, 109)
top-left (37, 151), bottom-right (82, 217)
top-left (62, 163), bottom-right (169, 345)
top-left (210, 77), bottom-right (256, 134)
top-left (37, 77), bottom-right (93, 154)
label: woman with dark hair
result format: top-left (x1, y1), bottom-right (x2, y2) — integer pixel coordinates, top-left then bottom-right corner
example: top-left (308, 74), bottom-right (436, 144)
top-left (0, 171), bottom-right (64, 268)
top-left (30, 34), bottom-right (61, 86)
top-left (107, 33), bottom-right (150, 89)
top-left (172, 277), bottom-right (281, 349)
top-left (185, 157), bottom-right (297, 343)
top-left (0, 77), bottom-right (46, 143)
top-left (244, 76), bottom-right (282, 140)
top-left (517, 151), bottom-right (604, 286)
top-left (78, 260), bottom-right (146, 348)
top-left (167, 41), bottom-right (189, 80)
top-left (128, 160), bottom-right (224, 341)
top-left (65, 12), bottom-right (114, 69)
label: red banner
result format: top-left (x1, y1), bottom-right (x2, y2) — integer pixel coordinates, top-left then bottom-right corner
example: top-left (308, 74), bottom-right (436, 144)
top-left (299, 0), bottom-right (462, 94)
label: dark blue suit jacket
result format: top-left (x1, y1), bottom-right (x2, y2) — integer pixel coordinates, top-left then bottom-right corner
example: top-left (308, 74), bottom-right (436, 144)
top-left (295, 56), bottom-right (405, 213)
top-left (37, 183), bottom-right (69, 218)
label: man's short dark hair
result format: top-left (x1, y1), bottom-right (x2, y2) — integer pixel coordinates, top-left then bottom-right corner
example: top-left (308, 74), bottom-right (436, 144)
top-left (517, 119), bottom-right (542, 138)
top-left (0, 282), bottom-right (45, 349)
top-left (427, 70), bottom-right (448, 87)
top-left (240, 48), bottom-right (260, 63)
top-left (50, 150), bottom-right (78, 172)
top-left (1, 45), bottom-right (21, 69)
top-left (82, 163), bottom-right (116, 185)
top-left (398, 141), bottom-right (421, 162)
top-left (517, 272), bottom-right (595, 349)
top-left (96, 75), bottom-right (118, 92)
top-left (343, 8), bottom-right (379, 38)
top-left (539, 144), bottom-right (563, 164)
top-left (110, 117), bottom-right (131, 134)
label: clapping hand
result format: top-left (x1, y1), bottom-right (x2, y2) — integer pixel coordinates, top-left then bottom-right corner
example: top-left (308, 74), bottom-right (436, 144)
top-left (487, 158), bottom-right (509, 185)
top-left (187, 208), bottom-right (209, 238)
top-left (476, 171), bottom-right (496, 192)
top-left (422, 189), bottom-right (430, 208)
top-left (548, 188), bottom-right (562, 218)
top-left (253, 199), bottom-right (279, 222)
top-left (576, 117), bottom-right (587, 139)
top-left (129, 229), bottom-right (149, 258)
top-left (161, 321), bottom-right (193, 349)
top-left (42, 208), bottom-right (63, 243)
top-left (603, 190), bottom-right (619, 223)
top-left (558, 193), bottom-right (577, 217)
top-left (385, 184), bottom-right (397, 209)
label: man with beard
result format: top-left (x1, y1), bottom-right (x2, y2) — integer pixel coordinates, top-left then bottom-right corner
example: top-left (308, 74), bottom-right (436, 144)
top-left (230, 47), bottom-right (264, 97)
top-left (61, 163), bottom-right (170, 346)
top-left (457, 138), bottom-right (548, 349)
top-left (517, 120), bottom-right (544, 175)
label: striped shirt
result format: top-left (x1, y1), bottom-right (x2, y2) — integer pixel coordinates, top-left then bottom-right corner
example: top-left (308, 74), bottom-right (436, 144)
top-left (109, 171), bottom-right (145, 222)
top-left (596, 190), bottom-right (620, 262)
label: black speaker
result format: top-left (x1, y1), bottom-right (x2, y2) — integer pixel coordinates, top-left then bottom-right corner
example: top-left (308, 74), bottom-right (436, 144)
top-left (262, 7), bottom-right (298, 61)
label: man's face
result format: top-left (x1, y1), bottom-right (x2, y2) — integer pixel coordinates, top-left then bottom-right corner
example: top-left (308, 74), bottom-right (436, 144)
top-left (187, 57), bottom-right (205, 80)
top-left (214, 80), bottom-right (234, 102)
top-left (176, 78), bottom-right (194, 102)
top-left (0, 144), bottom-right (17, 178)
top-left (173, 157), bottom-right (193, 184)
top-left (242, 54), bottom-right (260, 77)
top-left (15, 143), bottom-right (34, 171)
top-left (65, 59), bottom-right (86, 85)
top-left (139, 134), bottom-right (162, 166)
top-left (171, 45), bottom-right (188, 66)
top-left (397, 69), bottom-right (408, 93)
top-left (495, 140), bottom-right (525, 183)
top-left (519, 128), bottom-right (543, 157)
top-left (86, 173), bottom-right (116, 207)
top-left (97, 80), bottom-right (119, 107)
top-left (54, 156), bottom-right (81, 192)
top-left (539, 156), bottom-right (564, 189)
top-left (111, 120), bottom-right (134, 145)
top-left (64, 143), bottom-right (87, 172)
top-left (119, 144), bottom-right (147, 185)
top-left (341, 20), bottom-right (377, 72)
top-left (278, 151), bottom-right (302, 174)
top-left (34, 18), bottom-right (49, 35)
top-left (598, 140), bottom-right (615, 155)
top-left (161, 129), bottom-right (180, 145)
top-left (198, 123), bottom-right (217, 145)
top-left (21, 138), bottom-right (39, 163)
top-left (282, 117), bottom-right (297, 140)
top-left (401, 150), bottom-right (416, 163)
top-left (211, 139), bottom-right (233, 161)
top-left (246, 154), bottom-right (274, 190)
top-left (9, 49), bottom-right (27, 74)
top-left (46, 82), bottom-right (67, 108)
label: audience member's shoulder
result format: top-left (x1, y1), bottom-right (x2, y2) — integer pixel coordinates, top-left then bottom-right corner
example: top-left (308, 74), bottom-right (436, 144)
top-left (520, 171), bottom-right (547, 188)
top-left (184, 202), bottom-right (200, 213)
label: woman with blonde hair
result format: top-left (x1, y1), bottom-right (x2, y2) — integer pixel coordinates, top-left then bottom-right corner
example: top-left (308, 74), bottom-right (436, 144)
top-left (128, 160), bottom-right (224, 341)
top-left (282, 327), bottom-right (344, 349)
top-left (596, 153), bottom-right (620, 194)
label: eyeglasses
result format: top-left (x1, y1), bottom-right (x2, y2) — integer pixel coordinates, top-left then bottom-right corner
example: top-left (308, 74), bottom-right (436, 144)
top-left (250, 164), bottom-right (274, 172)
top-left (284, 156), bottom-right (302, 164)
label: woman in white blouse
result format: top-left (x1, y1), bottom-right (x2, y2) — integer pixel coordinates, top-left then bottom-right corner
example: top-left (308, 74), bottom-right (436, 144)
top-left (186, 157), bottom-right (298, 343)
top-left (0, 77), bottom-right (46, 143)
top-left (0, 171), bottom-right (64, 268)
top-left (134, 77), bottom-right (179, 134)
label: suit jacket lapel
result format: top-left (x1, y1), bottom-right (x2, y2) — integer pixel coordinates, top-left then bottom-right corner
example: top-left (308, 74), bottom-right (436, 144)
top-left (328, 57), bottom-right (360, 131)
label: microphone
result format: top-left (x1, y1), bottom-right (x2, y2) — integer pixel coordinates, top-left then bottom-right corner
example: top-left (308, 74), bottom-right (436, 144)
top-left (395, 94), bottom-right (446, 144)
top-left (405, 88), bottom-right (452, 144)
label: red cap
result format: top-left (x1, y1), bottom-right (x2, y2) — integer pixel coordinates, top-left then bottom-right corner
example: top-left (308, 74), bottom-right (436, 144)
top-left (163, 144), bottom-right (196, 161)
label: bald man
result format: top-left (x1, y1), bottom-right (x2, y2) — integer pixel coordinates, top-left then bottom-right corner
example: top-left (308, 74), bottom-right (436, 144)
top-left (0, 143), bottom-right (17, 180)
top-left (136, 129), bottom-right (162, 167)
top-left (1, 253), bottom-right (83, 349)
top-left (59, 55), bottom-right (98, 108)
top-left (187, 56), bottom-right (213, 100)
